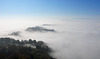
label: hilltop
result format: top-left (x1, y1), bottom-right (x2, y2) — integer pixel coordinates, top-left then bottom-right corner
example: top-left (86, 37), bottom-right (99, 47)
top-left (0, 37), bottom-right (55, 59)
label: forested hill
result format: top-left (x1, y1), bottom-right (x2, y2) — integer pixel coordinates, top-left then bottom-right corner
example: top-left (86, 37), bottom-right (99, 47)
top-left (0, 37), bottom-right (55, 59)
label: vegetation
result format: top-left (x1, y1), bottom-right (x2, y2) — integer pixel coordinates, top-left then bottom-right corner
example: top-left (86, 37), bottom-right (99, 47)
top-left (0, 37), bottom-right (54, 59)
top-left (25, 26), bottom-right (56, 32)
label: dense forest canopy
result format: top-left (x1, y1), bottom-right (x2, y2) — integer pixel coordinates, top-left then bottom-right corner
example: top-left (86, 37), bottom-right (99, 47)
top-left (0, 37), bottom-right (55, 59)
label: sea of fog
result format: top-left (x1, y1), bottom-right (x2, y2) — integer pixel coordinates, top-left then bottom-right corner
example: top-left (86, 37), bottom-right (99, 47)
top-left (0, 19), bottom-right (100, 59)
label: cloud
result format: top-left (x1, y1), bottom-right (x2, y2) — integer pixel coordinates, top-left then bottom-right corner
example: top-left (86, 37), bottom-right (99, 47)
top-left (22, 20), bottom-right (100, 59)
top-left (0, 20), bottom-right (100, 59)
top-left (25, 26), bottom-right (56, 32)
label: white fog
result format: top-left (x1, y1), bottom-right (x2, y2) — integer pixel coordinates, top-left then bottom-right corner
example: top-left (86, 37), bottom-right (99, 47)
top-left (0, 20), bottom-right (100, 59)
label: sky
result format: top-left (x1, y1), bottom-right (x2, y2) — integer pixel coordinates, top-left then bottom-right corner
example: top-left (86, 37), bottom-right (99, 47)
top-left (0, 0), bottom-right (100, 59)
top-left (0, 0), bottom-right (100, 20)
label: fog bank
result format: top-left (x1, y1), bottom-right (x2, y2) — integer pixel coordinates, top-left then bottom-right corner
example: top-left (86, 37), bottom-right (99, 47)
top-left (0, 20), bottom-right (100, 59)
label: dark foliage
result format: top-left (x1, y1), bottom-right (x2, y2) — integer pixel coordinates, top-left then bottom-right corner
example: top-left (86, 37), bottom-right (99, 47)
top-left (25, 26), bottom-right (56, 32)
top-left (9, 31), bottom-right (21, 36)
top-left (0, 37), bottom-right (55, 59)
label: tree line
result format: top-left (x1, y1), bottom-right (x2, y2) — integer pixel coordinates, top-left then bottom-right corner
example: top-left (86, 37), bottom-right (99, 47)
top-left (0, 37), bottom-right (55, 59)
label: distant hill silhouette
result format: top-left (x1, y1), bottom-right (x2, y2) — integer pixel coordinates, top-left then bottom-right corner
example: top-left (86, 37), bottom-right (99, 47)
top-left (42, 24), bottom-right (54, 26)
top-left (25, 26), bottom-right (56, 32)
top-left (8, 31), bottom-right (21, 36)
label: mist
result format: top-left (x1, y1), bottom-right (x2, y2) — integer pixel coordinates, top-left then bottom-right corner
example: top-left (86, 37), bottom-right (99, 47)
top-left (0, 19), bottom-right (100, 59)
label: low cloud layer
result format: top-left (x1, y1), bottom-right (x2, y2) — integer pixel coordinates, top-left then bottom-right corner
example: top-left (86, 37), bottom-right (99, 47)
top-left (0, 20), bottom-right (100, 59)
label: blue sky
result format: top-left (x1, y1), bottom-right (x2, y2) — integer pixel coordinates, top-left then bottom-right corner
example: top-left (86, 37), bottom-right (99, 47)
top-left (0, 0), bottom-right (100, 20)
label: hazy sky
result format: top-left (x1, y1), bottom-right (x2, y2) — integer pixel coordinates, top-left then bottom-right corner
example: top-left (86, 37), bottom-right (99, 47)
top-left (0, 0), bottom-right (100, 20)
